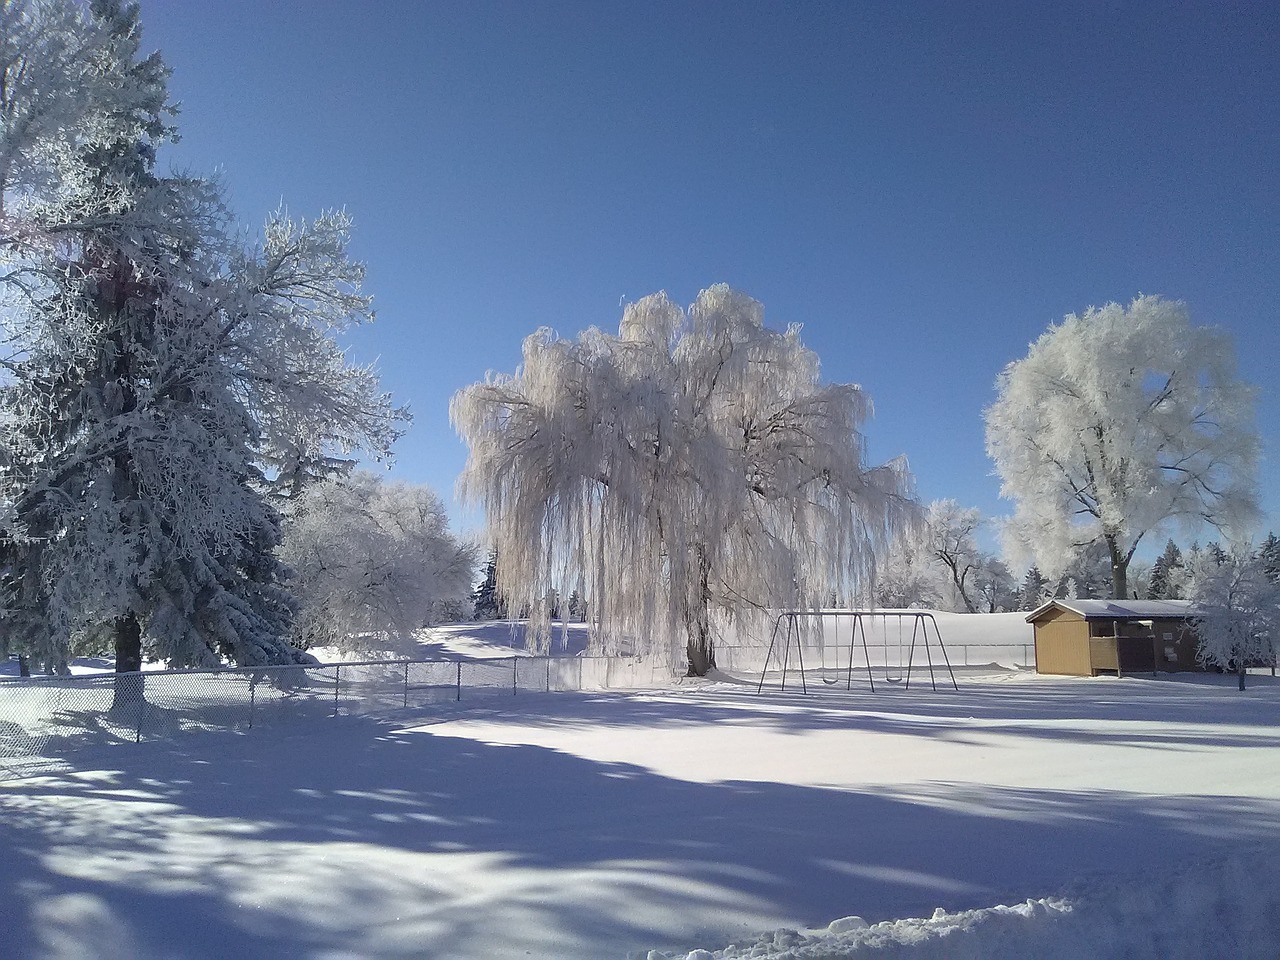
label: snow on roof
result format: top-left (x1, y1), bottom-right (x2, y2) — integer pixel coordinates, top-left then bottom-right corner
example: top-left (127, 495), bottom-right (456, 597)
top-left (1026, 598), bottom-right (1199, 622)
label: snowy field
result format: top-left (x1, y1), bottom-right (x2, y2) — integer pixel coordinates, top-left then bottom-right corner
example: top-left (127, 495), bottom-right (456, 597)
top-left (3, 665), bottom-right (1279, 959)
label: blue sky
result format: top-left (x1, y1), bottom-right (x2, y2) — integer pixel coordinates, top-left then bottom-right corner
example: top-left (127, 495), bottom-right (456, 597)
top-left (138, 1), bottom-right (1279, 549)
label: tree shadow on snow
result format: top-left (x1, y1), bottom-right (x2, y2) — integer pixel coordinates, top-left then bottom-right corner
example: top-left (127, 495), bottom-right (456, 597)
top-left (2, 704), bottom-right (1280, 960)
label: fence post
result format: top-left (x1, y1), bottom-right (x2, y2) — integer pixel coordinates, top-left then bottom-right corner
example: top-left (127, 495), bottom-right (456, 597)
top-left (249, 674), bottom-right (255, 730)
top-left (513, 656), bottom-right (518, 696)
top-left (456, 661), bottom-right (462, 701)
top-left (546, 657), bottom-right (551, 692)
top-left (403, 661), bottom-right (409, 709)
top-left (334, 664), bottom-right (341, 717)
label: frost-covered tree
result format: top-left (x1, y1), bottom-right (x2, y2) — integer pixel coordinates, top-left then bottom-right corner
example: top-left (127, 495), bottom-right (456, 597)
top-left (971, 555), bottom-right (1018, 613)
top-left (985, 296), bottom-right (1259, 601)
top-left (923, 499), bottom-right (999, 613)
top-left (871, 531), bottom-right (941, 609)
top-left (1188, 548), bottom-right (1279, 691)
top-left (452, 286), bottom-right (913, 675)
top-left (1019, 566), bottom-right (1049, 611)
top-left (0, 1), bottom-right (403, 683)
top-left (471, 549), bottom-right (505, 620)
top-left (1148, 539), bottom-right (1184, 600)
top-left (280, 473), bottom-right (474, 652)
top-left (1260, 533), bottom-right (1280, 585)
top-left (1050, 542), bottom-right (1112, 600)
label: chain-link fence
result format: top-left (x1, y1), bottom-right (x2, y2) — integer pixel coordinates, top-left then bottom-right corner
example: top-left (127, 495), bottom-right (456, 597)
top-left (0, 654), bottom-right (675, 780)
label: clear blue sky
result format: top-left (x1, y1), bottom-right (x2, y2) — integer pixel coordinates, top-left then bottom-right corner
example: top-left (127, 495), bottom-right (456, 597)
top-left (138, 0), bottom-right (1279, 549)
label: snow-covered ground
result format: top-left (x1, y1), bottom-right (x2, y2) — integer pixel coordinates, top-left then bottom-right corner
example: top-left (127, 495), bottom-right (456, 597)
top-left (3, 664), bottom-right (1279, 959)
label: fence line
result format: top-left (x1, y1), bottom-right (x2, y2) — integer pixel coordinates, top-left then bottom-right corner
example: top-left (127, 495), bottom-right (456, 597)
top-left (0, 654), bottom-right (674, 779)
top-left (1, 642), bottom-right (1032, 779)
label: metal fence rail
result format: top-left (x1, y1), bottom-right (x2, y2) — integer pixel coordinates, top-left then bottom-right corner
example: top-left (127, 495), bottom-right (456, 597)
top-left (0, 655), bottom-right (655, 779)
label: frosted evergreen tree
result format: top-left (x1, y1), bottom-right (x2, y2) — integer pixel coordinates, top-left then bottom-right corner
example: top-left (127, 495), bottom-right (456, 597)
top-left (985, 296), bottom-right (1260, 600)
top-left (0, 1), bottom-right (403, 690)
top-left (566, 589), bottom-right (586, 622)
top-left (1188, 548), bottom-right (1279, 691)
top-left (1148, 540), bottom-right (1184, 599)
top-left (1259, 533), bottom-right (1280, 584)
top-left (452, 286), bottom-right (913, 675)
top-left (471, 550), bottom-right (505, 620)
top-left (280, 473), bottom-right (474, 652)
top-left (1019, 566), bottom-right (1049, 611)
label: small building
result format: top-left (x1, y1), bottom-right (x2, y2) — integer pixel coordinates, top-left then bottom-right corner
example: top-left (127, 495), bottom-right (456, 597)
top-left (1027, 599), bottom-right (1202, 677)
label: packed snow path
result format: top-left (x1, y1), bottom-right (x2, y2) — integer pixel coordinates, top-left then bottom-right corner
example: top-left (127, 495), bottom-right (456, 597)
top-left (2, 671), bottom-right (1278, 959)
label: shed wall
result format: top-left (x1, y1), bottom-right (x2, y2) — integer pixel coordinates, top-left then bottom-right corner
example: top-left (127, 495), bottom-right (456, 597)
top-left (1033, 611), bottom-right (1091, 676)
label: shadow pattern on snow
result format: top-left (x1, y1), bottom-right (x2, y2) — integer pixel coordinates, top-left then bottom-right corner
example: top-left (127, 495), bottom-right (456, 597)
top-left (2, 694), bottom-right (1280, 960)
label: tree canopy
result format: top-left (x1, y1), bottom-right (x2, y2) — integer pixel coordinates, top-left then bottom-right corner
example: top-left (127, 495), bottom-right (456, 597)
top-left (452, 285), bottom-right (913, 674)
top-left (0, 0), bottom-right (404, 672)
top-left (985, 295), bottom-right (1259, 600)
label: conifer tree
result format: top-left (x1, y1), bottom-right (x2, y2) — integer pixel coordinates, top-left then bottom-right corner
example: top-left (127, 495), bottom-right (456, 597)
top-left (471, 550), bottom-right (505, 620)
top-left (1259, 532), bottom-right (1280, 585)
top-left (1019, 566), bottom-right (1048, 611)
top-left (1149, 540), bottom-right (1184, 600)
top-left (0, 1), bottom-right (403, 689)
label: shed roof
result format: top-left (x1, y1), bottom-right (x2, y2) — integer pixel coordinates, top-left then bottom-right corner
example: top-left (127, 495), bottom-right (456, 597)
top-left (1025, 599), bottom-right (1198, 623)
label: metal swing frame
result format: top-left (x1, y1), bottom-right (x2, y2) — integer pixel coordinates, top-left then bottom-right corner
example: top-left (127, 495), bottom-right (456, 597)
top-left (756, 610), bottom-right (958, 694)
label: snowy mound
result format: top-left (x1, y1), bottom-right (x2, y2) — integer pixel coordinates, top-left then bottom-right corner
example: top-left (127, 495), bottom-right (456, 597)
top-left (655, 853), bottom-right (1279, 960)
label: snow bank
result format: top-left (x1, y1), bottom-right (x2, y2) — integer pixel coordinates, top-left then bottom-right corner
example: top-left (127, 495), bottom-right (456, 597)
top-left (657, 852), bottom-right (1279, 960)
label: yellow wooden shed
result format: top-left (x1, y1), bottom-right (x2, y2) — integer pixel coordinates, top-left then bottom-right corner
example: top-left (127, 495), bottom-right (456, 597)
top-left (1027, 599), bottom-right (1202, 677)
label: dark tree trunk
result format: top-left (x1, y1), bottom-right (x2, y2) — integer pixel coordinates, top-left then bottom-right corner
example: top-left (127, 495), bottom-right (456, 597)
top-left (18, 654), bottom-right (31, 677)
top-left (112, 613), bottom-right (145, 711)
top-left (1237, 662), bottom-right (1247, 692)
top-left (685, 549), bottom-right (716, 677)
top-left (1106, 535), bottom-right (1129, 600)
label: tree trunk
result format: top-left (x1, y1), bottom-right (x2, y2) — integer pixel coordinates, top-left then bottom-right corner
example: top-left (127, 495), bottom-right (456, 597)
top-left (112, 613), bottom-right (145, 712)
top-left (1106, 535), bottom-right (1129, 600)
top-left (685, 549), bottom-right (715, 677)
top-left (1237, 662), bottom-right (1247, 692)
top-left (18, 654), bottom-right (30, 677)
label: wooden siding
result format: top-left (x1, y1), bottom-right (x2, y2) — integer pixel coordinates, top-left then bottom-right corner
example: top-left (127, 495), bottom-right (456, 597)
top-left (1034, 611), bottom-right (1091, 676)
top-left (1033, 607), bottom-right (1206, 677)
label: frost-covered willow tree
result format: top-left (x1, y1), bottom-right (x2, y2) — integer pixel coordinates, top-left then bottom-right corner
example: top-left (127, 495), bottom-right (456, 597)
top-left (452, 285), bottom-right (913, 675)
top-left (0, 0), bottom-right (403, 679)
top-left (280, 473), bottom-right (475, 652)
top-left (985, 296), bottom-right (1259, 601)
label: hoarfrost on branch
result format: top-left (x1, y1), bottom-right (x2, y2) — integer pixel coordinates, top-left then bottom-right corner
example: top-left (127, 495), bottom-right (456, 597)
top-left (984, 295), bottom-right (1259, 601)
top-left (452, 285), bottom-right (913, 675)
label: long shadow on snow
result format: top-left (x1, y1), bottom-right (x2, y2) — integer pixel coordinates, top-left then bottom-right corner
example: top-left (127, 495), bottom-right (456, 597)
top-left (2, 707), bottom-right (1279, 960)
top-left (475, 680), bottom-right (1280, 752)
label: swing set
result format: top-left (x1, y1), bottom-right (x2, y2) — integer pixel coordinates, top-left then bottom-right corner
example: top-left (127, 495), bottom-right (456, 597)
top-left (756, 610), bottom-right (958, 694)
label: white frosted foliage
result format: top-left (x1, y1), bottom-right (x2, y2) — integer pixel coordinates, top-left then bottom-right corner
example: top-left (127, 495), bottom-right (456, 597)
top-left (985, 295), bottom-right (1259, 598)
top-left (452, 285), bottom-right (913, 673)
top-left (0, 0), bottom-right (403, 669)
top-left (1188, 550), bottom-right (1279, 689)
top-left (280, 473), bottom-right (476, 652)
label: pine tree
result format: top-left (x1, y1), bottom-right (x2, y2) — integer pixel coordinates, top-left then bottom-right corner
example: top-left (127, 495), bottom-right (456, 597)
top-left (471, 551), bottom-right (505, 620)
top-left (1149, 540), bottom-right (1184, 599)
top-left (0, 1), bottom-right (402, 692)
top-left (1259, 533), bottom-right (1280, 584)
top-left (1019, 566), bottom-right (1048, 611)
